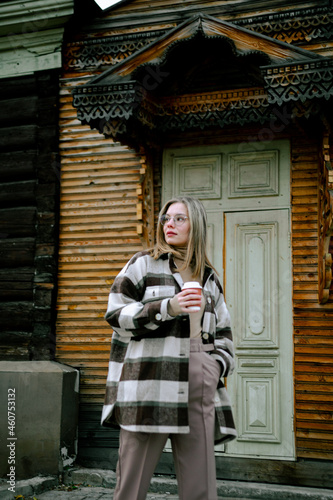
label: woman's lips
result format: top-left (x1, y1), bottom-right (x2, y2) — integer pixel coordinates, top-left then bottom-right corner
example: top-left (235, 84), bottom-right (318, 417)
top-left (166, 231), bottom-right (177, 236)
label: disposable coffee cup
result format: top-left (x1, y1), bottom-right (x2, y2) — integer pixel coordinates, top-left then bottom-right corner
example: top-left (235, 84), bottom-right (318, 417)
top-left (182, 281), bottom-right (202, 311)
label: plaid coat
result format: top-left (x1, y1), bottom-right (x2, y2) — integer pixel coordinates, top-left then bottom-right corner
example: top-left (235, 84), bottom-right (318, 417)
top-left (101, 251), bottom-right (237, 444)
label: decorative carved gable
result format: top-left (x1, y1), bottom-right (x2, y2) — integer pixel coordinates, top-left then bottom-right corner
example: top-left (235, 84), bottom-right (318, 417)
top-left (64, 7), bottom-right (333, 71)
top-left (72, 12), bottom-right (333, 147)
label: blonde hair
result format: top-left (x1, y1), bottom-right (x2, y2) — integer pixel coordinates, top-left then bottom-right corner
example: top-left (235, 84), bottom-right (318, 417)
top-left (151, 196), bottom-right (217, 280)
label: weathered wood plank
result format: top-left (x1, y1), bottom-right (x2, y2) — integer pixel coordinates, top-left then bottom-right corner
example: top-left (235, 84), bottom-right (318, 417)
top-left (57, 302), bottom-right (107, 310)
top-left (0, 74), bottom-right (37, 98)
top-left (60, 183), bottom-right (139, 195)
top-left (0, 125), bottom-right (37, 151)
top-left (292, 231), bottom-right (317, 238)
top-left (292, 275), bottom-right (317, 282)
top-left (293, 309), bottom-right (333, 318)
top-left (294, 327), bottom-right (333, 335)
top-left (0, 208), bottom-right (36, 237)
top-left (57, 336), bottom-right (111, 344)
top-left (0, 97), bottom-right (38, 127)
top-left (0, 181), bottom-right (36, 207)
top-left (59, 231), bottom-right (139, 240)
top-left (292, 205), bottom-right (317, 213)
top-left (0, 238), bottom-right (35, 267)
top-left (0, 152), bottom-right (35, 182)
top-left (60, 190), bottom-right (137, 201)
top-left (60, 208), bottom-right (136, 220)
top-left (0, 301), bottom-right (34, 330)
top-left (294, 319), bottom-right (333, 328)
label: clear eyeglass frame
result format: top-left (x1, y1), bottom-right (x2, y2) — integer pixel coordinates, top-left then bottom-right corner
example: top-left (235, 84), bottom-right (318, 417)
top-left (159, 214), bottom-right (189, 226)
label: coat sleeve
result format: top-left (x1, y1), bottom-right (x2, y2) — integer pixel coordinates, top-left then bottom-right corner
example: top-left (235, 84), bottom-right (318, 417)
top-left (210, 279), bottom-right (235, 378)
top-left (105, 253), bottom-right (174, 338)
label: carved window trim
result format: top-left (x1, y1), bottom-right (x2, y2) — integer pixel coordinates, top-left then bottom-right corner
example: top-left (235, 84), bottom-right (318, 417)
top-left (318, 132), bottom-right (333, 304)
top-left (237, 7), bottom-right (333, 45)
top-left (63, 31), bottom-right (166, 70)
top-left (136, 149), bottom-right (155, 248)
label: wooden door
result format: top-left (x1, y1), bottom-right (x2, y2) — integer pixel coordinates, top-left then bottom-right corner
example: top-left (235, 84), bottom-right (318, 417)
top-left (224, 209), bottom-right (295, 459)
top-left (163, 139), bottom-right (295, 460)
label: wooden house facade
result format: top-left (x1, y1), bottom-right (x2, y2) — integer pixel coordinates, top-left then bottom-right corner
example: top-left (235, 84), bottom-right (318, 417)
top-left (55, 0), bottom-right (333, 486)
top-left (1, 0), bottom-right (333, 488)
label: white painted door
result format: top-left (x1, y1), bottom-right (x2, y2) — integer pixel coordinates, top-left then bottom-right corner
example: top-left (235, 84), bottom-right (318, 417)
top-left (162, 140), bottom-right (295, 460)
top-left (224, 209), bottom-right (294, 459)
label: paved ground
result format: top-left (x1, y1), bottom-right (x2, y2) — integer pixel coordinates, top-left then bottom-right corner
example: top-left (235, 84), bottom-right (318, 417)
top-left (18, 485), bottom-right (233, 499)
top-left (1, 468), bottom-right (333, 500)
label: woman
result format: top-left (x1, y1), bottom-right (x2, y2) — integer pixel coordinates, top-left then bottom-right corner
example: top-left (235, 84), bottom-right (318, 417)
top-left (102, 196), bottom-right (236, 500)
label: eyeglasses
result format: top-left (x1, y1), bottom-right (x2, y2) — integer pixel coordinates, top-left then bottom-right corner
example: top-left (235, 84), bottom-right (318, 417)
top-left (159, 214), bottom-right (189, 226)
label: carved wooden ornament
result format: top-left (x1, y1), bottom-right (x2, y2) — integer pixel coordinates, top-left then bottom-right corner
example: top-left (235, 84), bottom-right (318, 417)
top-left (318, 133), bottom-right (333, 304)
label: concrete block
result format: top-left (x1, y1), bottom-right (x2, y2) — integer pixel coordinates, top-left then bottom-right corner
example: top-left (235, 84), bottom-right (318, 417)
top-left (0, 475), bottom-right (57, 500)
top-left (0, 361), bottom-right (79, 482)
top-left (63, 467), bottom-right (117, 488)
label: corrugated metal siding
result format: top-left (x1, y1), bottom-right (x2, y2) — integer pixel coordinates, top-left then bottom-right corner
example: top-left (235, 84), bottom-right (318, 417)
top-left (55, 74), bottom-right (144, 407)
top-left (291, 135), bottom-right (333, 460)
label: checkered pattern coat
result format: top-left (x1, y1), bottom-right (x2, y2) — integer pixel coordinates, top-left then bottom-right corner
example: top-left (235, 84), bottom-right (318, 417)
top-left (101, 251), bottom-right (237, 443)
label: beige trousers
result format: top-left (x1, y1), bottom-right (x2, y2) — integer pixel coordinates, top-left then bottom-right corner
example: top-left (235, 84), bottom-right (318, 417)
top-left (112, 338), bottom-right (220, 500)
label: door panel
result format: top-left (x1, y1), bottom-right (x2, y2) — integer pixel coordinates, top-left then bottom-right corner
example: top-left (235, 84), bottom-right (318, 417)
top-left (173, 154), bottom-right (222, 199)
top-left (233, 219), bottom-right (279, 349)
top-left (224, 210), bottom-right (295, 459)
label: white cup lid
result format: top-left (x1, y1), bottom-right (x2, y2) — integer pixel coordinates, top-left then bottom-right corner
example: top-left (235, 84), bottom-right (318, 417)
top-left (182, 281), bottom-right (202, 289)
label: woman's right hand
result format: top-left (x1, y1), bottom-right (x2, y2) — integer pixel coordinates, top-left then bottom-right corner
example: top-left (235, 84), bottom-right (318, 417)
top-left (168, 289), bottom-right (202, 316)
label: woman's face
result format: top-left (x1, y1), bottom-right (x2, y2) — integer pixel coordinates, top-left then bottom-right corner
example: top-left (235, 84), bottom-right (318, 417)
top-left (163, 202), bottom-right (190, 247)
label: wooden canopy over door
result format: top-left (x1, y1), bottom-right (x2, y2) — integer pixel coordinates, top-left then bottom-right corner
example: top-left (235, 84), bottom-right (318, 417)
top-left (72, 13), bottom-right (333, 146)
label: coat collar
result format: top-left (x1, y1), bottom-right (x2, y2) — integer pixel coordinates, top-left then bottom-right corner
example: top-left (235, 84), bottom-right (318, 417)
top-left (163, 252), bottom-right (214, 288)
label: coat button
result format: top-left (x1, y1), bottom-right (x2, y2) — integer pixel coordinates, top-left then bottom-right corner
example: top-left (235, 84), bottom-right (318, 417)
top-left (207, 297), bottom-right (212, 304)
top-left (202, 333), bottom-right (209, 340)
top-left (155, 313), bottom-right (162, 321)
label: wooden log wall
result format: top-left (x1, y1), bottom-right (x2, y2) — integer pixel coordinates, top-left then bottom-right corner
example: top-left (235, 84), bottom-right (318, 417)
top-left (0, 71), bottom-right (60, 360)
top-left (55, 71), bottom-right (146, 464)
top-left (291, 134), bottom-right (333, 460)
